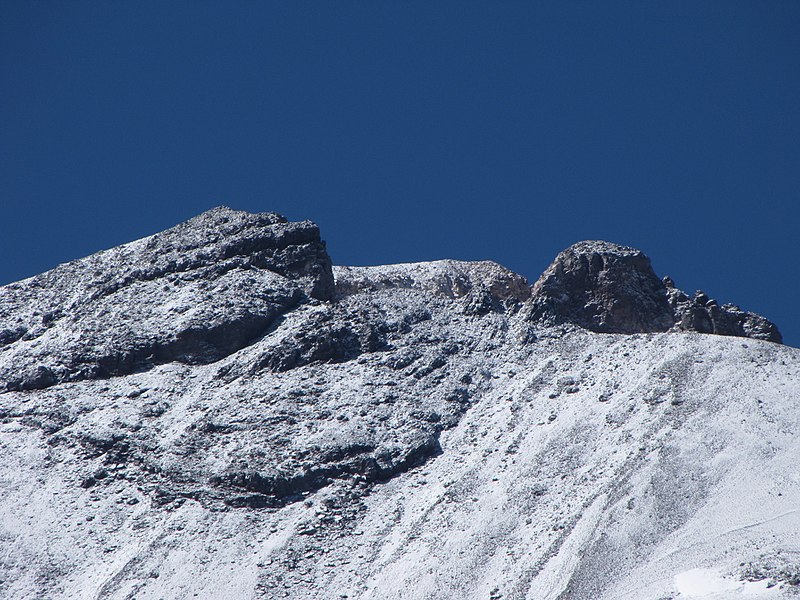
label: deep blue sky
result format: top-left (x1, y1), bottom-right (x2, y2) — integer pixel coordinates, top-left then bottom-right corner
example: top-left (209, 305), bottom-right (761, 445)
top-left (2, 2), bottom-right (799, 345)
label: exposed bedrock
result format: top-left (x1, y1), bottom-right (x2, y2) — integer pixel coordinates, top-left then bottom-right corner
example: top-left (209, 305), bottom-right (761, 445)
top-left (666, 282), bottom-right (782, 343)
top-left (0, 213), bottom-right (782, 395)
top-left (529, 241), bottom-right (678, 334)
top-left (529, 240), bottom-right (781, 343)
top-left (0, 207), bottom-right (335, 391)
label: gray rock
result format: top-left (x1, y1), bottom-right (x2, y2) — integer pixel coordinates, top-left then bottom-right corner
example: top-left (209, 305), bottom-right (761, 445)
top-left (528, 241), bottom-right (675, 334)
top-left (0, 207), bottom-right (334, 391)
top-left (528, 240), bottom-right (782, 343)
top-left (668, 289), bottom-right (782, 343)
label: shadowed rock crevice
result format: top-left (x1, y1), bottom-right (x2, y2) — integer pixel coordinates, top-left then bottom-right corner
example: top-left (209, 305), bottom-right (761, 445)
top-left (248, 309), bottom-right (391, 374)
top-left (210, 435), bottom-right (442, 509)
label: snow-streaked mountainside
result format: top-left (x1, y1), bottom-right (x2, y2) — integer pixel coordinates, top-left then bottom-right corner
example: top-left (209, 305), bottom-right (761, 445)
top-left (0, 207), bottom-right (797, 600)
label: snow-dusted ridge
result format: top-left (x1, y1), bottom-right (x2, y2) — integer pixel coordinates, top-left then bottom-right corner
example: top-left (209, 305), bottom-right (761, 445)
top-left (0, 208), bottom-right (796, 600)
top-left (333, 260), bottom-right (532, 309)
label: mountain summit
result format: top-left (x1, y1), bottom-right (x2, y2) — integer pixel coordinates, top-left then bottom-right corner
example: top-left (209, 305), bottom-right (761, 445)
top-left (530, 239), bottom-right (781, 342)
top-left (0, 208), bottom-right (796, 600)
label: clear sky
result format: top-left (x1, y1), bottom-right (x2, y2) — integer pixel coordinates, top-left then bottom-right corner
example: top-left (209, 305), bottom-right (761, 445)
top-left (2, 2), bottom-right (799, 345)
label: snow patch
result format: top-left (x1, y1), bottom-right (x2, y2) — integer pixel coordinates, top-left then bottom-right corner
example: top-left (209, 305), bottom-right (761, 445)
top-left (675, 568), bottom-right (784, 598)
top-left (675, 569), bottom-right (739, 596)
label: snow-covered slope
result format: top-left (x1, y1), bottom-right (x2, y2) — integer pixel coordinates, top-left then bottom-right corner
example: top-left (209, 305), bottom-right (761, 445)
top-left (0, 208), bottom-right (796, 600)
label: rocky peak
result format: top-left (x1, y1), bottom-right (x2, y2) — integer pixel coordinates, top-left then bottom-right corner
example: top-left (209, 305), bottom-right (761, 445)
top-left (150, 205), bottom-right (335, 301)
top-left (0, 207), bottom-right (334, 391)
top-left (528, 240), bottom-right (782, 343)
top-left (529, 240), bottom-right (675, 334)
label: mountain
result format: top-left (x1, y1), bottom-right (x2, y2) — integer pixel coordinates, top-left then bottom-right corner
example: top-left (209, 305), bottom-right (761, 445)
top-left (0, 207), bottom-right (797, 600)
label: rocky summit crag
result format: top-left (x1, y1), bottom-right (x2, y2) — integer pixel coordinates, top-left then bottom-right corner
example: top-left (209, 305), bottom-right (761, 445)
top-left (0, 208), bottom-right (333, 392)
top-left (0, 208), bottom-right (797, 600)
top-left (529, 239), bottom-right (782, 342)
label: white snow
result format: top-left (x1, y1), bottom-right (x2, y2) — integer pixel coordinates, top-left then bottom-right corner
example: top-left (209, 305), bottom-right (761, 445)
top-left (675, 568), bottom-right (740, 597)
top-left (675, 568), bottom-right (785, 598)
top-left (1, 252), bottom-right (799, 599)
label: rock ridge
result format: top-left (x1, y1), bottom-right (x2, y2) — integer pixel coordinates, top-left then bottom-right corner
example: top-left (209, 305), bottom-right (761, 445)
top-left (0, 207), bottom-right (335, 391)
top-left (0, 214), bottom-right (783, 395)
top-left (0, 207), bottom-right (795, 600)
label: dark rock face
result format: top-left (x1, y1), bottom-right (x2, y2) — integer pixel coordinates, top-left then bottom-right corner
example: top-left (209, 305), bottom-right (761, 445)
top-left (529, 240), bottom-right (782, 343)
top-left (228, 304), bottom-right (392, 376)
top-left (0, 207), bottom-right (334, 391)
top-left (529, 241), bottom-right (675, 334)
top-left (667, 285), bottom-right (782, 343)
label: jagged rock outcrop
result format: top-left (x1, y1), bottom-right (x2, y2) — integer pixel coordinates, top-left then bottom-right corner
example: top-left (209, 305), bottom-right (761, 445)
top-left (0, 207), bottom-right (334, 391)
top-left (528, 241), bottom-right (678, 334)
top-left (666, 281), bottom-right (782, 343)
top-left (529, 240), bottom-right (782, 343)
